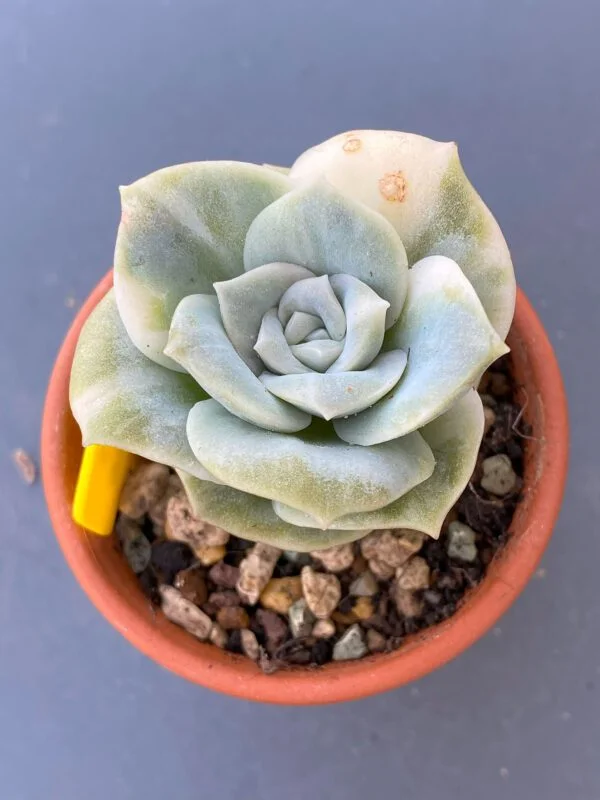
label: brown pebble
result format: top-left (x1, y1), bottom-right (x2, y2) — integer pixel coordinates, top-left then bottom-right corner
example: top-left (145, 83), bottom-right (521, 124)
top-left (240, 629), bottom-right (261, 661)
top-left (368, 557), bottom-right (395, 581)
top-left (12, 448), bottom-right (36, 485)
top-left (208, 590), bottom-right (241, 608)
top-left (237, 543), bottom-right (281, 605)
top-left (349, 570), bottom-right (378, 597)
top-left (165, 493), bottom-right (206, 552)
top-left (361, 530), bottom-right (422, 570)
top-left (366, 628), bottom-right (387, 653)
top-left (148, 473), bottom-right (183, 529)
top-left (301, 566), bottom-right (342, 619)
top-left (217, 606), bottom-right (250, 630)
top-left (201, 523), bottom-right (230, 546)
top-left (395, 588), bottom-right (424, 618)
top-left (260, 576), bottom-right (303, 614)
top-left (196, 545), bottom-right (226, 566)
top-left (208, 561), bottom-right (240, 589)
top-left (209, 623), bottom-right (228, 649)
top-left (332, 610), bottom-right (356, 626)
top-left (173, 566), bottom-right (207, 606)
top-left (310, 543), bottom-right (354, 573)
top-left (350, 554), bottom-right (368, 576)
top-left (483, 406), bottom-right (496, 435)
top-left (489, 371), bottom-right (511, 398)
top-left (119, 462), bottom-right (170, 520)
top-left (256, 608), bottom-right (288, 654)
top-left (312, 619), bottom-right (336, 639)
top-left (396, 556), bottom-right (431, 591)
top-left (159, 585), bottom-right (212, 640)
top-left (352, 597), bottom-right (375, 621)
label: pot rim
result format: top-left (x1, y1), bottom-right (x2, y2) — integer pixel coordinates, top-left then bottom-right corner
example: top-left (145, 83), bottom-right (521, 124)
top-left (41, 270), bottom-right (568, 704)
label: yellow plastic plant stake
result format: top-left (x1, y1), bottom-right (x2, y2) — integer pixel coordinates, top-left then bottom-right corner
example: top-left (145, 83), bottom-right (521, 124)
top-left (72, 445), bottom-right (139, 536)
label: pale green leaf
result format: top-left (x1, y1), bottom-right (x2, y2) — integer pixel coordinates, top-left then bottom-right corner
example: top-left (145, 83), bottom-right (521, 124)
top-left (243, 181), bottom-right (408, 328)
top-left (186, 400), bottom-right (435, 528)
top-left (290, 130), bottom-right (515, 338)
top-left (334, 256), bottom-right (508, 445)
top-left (178, 471), bottom-right (370, 552)
top-left (214, 262), bottom-right (314, 374)
top-left (114, 161), bottom-right (290, 369)
top-left (69, 290), bottom-right (215, 481)
top-left (164, 294), bottom-right (310, 433)
top-left (260, 350), bottom-right (407, 420)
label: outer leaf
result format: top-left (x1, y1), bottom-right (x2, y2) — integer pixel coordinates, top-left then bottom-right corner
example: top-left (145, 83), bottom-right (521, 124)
top-left (243, 181), bottom-right (408, 328)
top-left (178, 471), bottom-right (370, 552)
top-left (290, 130), bottom-right (515, 338)
top-left (69, 290), bottom-right (215, 481)
top-left (114, 161), bottom-right (290, 370)
top-left (164, 295), bottom-right (310, 433)
top-left (260, 350), bottom-right (407, 420)
top-left (328, 274), bottom-right (389, 372)
top-left (214, 262), bottom-right (314, 374)
top-left (292, 390), bottom-right (484, 538)
top-left (334, 256), bottom-right (508, 446)
top-left (186, 400), bottom-right (435, 528)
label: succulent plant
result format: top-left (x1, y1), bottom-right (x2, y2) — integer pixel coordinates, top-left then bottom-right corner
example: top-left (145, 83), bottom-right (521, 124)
top-left (70, 130), bottom-right (515, 550)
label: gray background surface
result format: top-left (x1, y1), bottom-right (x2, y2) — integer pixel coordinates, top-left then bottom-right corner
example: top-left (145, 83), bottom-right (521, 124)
top-left (0, 1), bottom-right (597, 797)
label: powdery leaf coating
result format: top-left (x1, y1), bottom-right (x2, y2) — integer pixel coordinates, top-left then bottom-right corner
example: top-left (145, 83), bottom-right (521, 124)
top-left (70, 291), bottom-right (214, 482)
top-left (334, 256), bottom-right (508, 445)
top-left (187, 400), bottom-right (435, 528)
top-left (114, 162), bottom-right (291, 369)
top-left (244, 180), bottom-right (409, 328)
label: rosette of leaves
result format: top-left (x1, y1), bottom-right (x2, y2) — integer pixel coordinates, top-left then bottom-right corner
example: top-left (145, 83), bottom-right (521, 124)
top-left (70, 130), bottom-right (515, 550)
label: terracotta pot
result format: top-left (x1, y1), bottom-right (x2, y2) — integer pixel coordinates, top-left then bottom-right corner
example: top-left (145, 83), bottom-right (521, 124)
top-left (42, 269), bottom-right (568, 704)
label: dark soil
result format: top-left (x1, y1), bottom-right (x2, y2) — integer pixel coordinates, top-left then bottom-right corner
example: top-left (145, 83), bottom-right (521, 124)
top-left (118, 355), bottom-right (528, 671)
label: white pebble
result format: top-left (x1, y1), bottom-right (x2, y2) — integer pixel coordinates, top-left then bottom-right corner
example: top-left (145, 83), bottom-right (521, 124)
top-left (447, 522), bottom-right (478, 563)
top-left (481, 454), bottom-right (517, 496)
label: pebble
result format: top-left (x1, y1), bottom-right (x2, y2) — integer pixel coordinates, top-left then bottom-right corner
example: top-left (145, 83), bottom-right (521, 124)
top-left (237, 543), bottom-right (281, 605)
top-left (208, 590), bottom-right (241, 608)
top-left (240, 629), bottom-right (261, 661)
top-left (173, 566), bottom-right (208, 605)
top-left (260, 577), bottom-right (303, 614)
top-left (483, 406), bottom-right (496, 435)
top-left (312, 619), bottom-right (336, 639)
top-left (366, 628), bottom-right (387, 654)
top-left (394, 588), bottom-right (424, 618)
top-left (288, 598), bottom-right (315, 638)
top-left (148, 473), bottom-right (183, 529)
top-left (166, 494), bottom-right (229, 555)
top-left (332, 624), bottom-right (367, 661)
top-left (151, 540), bottom-right (195, 583)
top-left (196, 545), bottom-right (227, 566)
top-left (216, 606), bottom-right (250, 630)
top-left (256, 608), bottom-right (288, 653)
top-left (116, 516), bottom-right (151, 574)
top-left (349, 570), bottom-right (378, 597)
top-left (12, 448), bottom-right (36, 485)
top-left (159, 585), bottom-right (212, 640)
top-left (119, 462), bottom-right (171, 520)
top-left (368, 557), bottom-right (395, 580)
top-left (301, 566), bottom-right (342, 619)
top-left (396, 556), bottom-right (431, 591)
top-left (208, 561), bottom-right (240, 589)
top-left (283, 550), bottom-right (312, 566)
top-left (310, 543), bottom-right (355, 573)
top-left (361, 529), bottom-right (424, 569)
top-left (447, 521), bottom-right (478, 563)
top-left (209, 623), bottom-right (228, 649)
top-left (480, 454), bottom-right (518, 496)
top-left (352, 597), bottom-right (375, 621)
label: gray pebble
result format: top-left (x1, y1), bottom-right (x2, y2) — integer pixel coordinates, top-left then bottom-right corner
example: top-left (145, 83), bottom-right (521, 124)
top-left (447, 521), bottom-right (478, 563)
top-left (117, 517), bottom-right (151, 574)
top-left (288, 598), bottom-right (315, 638)
top-left (349, 570), bottom-right (378, 597)
top-left (481, 454), bottom-right (517, 496)
top-left (332, 624), bottom-right (367, 661)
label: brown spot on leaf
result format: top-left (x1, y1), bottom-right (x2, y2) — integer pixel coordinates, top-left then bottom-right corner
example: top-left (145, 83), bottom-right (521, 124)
top-left (378, 171), bottom-right (407, 202)
top-left (343, 137), bottom-right (362, 153)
